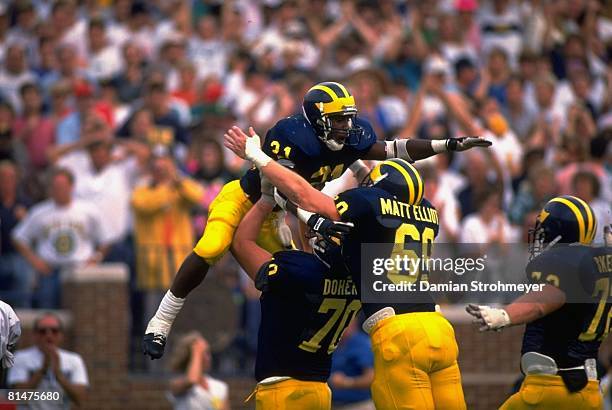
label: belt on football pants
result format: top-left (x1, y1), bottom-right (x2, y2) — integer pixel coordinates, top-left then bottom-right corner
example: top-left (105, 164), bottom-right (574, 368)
top-left (362, 305), bottom-right (443, 334)
top-left (245, 376), bottom-right (292, 403)
top-left (520, 352), bottom-right (598, 380)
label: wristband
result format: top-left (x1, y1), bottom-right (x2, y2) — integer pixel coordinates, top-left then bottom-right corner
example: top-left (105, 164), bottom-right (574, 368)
top-left (431, 139), bottom-right (448, 153)
top-left (349, 160), bottom-right (367, 174)
top-left (249, 149), bottom-right (272, 168)
top-left (385, 139), bottom-right (413, 161)
top-left (297, 207), bottom-right (315, 225)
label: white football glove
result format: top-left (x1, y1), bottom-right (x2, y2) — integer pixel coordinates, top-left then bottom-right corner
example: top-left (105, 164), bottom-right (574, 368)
top-left (466, 304), bottom-right (510, 331)
top-left (273, 211), bottom-right (293, 249)
top-left (452, 137), bottom-right (492, 152)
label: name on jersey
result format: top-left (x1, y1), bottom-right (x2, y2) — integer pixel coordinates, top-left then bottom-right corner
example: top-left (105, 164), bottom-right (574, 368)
top-left (593, 254), bottom-right (612, 273)
top-left (323, 278), bottom-right (358, 296)
top-left (379, 198), bottom-right (439, 224)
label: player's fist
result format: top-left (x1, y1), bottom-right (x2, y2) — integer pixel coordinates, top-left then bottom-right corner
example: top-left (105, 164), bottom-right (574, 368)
top-left (307, 214), bottom-right (354, 245)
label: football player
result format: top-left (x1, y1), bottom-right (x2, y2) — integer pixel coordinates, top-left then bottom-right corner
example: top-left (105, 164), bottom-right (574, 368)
top-left (466, 195), bottom-right (609, 409)
top-left (224, 128), bottom-right (468, 409)
top-left (143, 81), bottom-right (490, 358)
top-left (232, 185), bottom-right (359, 409)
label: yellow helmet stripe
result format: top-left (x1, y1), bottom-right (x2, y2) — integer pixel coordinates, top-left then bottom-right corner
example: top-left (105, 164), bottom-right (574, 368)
top-left (321, 96), bottom-right (357, 115)
top-left (385, 160), bottom-right (416, 204)
top-left (310, 85), bottom-right (339, 100)
top-left (550, 197), bottom-right (586, 243)
top-left (409, 162), bottom-right (424, 204)
top-left (570, 196), bottom-right (596, 243)
top-left (331, 82), bottom-right (350, 98)
top-left (369, 163), bottom-right (383, 182)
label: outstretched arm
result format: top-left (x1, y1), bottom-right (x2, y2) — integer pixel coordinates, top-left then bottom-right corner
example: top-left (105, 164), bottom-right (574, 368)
top-left (232, 199), bottom-right (276, 280)
top-left (362, 135), bottom-right (492, 161)
top-left (224, 126), bottom-right (340, 220)
top-left (466, 285), bottom-right (566, 331)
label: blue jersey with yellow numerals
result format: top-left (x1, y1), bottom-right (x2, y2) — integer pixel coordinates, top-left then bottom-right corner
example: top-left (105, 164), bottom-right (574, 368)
top-left (334, 187), bottom-right (439, 318)
top-left (254, 250), bottom-right (361, 382)
top-left (523, 245), bottom-right (612, 367)
top-left (240, 114), bottom-right (377, 201)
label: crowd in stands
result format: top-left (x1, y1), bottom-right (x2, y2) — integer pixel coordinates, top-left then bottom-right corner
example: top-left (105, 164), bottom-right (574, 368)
top-left (0, 0), bottom-right (610, 376)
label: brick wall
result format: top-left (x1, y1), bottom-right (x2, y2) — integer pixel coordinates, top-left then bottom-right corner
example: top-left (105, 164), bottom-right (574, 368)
top-left (12, 267), bottom-right (612, 410)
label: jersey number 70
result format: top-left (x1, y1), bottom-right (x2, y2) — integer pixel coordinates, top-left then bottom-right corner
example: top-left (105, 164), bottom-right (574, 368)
top-left (299, 298), bottom-right (361, 354)
top-left (579, 277), bottom-right (612, 342)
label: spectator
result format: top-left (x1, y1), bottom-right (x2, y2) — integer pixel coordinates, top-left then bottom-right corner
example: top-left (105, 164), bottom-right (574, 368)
top-left (13, 83), bottom-right (55, 171)
top-left (188, 15), bottom-right (228, 84)
top-left (0, 102), bottom-right (16, 163)
top-left (478, 0), bottom-right (524, 64)
top-left (0, 300), bottom-right (21, 386)
top-left (158, 35), bottom-right (188, 93)
top-left (502, 75), bottom-right (537, 142)
top-left (330, 320), bottom-right (375, 410)
top-left (454, 57), bottom-right (479, 102)
top-left (55, 121), bottom-right (143, 248)
top-left (0, 43), bottom-right (35, 113)
top-left (509, 163), bottom-right (557, 236)
top-left (187, 138), bottom-right (234, 236)
top-left (572, 170), bottom-right (611, 245)
top-left (457, 150), bottom-right (501, 219)
top-left (476, 48), bottom-right (511, 106)
top-left (112, 42), bottom-right (146, 104)
top-left (52, 0), bottom-right (88, 61)
top-left (6, 1), bottom-right (37, 64)
top-left (33, 37), bottom-right (59, 101)
top-left (348, 67), bottom-right (407, 140)
top-left (0, 5), bottom-right (9, 63)
top-left (53, 44), bottom-right (90, 94)
top-left (0, 161), bottom-right (32, 308)
top-left (167, 331), bottom-right (230, 410)
top-left (54, 81), bottom-right (99, 146)
top-left (437, 10), bottom-right (477, 66)
top-left (131, 150), bottom-right (203, 325)
top-left (12, 168), bottom-right (112, 308)
top-left (119, 80), bottom-right (190, 150)
top-left (85, 17), bottom-right (123, 82)
top-left (171, 62), bottom-right (200, 109)
top-left (420, 162), bottom-right (461, 244)
top-left (7, 312), bottom-right (88, 408)
top-left (460, 187), bottom-right (516, 248)
top-left (48, 81), bottom-right (73, 124)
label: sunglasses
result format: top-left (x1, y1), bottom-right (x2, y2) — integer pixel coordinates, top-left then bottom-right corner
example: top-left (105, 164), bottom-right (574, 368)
top-left (36, 327), bottom-right (60, 335)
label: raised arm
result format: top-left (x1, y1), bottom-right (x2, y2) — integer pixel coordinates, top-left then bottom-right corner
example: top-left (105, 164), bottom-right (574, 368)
top-left (224, 126), bottom-right (339, 219)
top-left (232, 198), bottom-right (277, 280)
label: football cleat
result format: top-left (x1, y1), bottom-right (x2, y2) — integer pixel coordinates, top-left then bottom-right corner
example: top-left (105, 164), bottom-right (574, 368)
top-left (143, 332), bottom-right (167, 360)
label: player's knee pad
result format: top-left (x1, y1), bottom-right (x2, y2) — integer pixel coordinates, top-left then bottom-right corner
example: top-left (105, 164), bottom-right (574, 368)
top-left (194, 221), bottom-right (234, 265)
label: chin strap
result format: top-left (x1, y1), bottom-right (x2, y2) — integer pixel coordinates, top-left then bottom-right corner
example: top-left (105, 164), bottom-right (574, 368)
top-left (321, 136), bottom-right (344, 151)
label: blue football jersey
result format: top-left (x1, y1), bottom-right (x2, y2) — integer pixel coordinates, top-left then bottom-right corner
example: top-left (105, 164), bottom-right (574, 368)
top-left (334, 187), bottom-right (440, 318)
top-left (255, 250), bottom-right (361, 382)
top-left (240, 114), bottom-right (377, 201)
top-left (522, 245), bottom-right (612, 367)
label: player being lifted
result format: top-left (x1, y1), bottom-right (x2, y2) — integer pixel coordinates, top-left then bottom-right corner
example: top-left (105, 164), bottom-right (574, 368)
top-left (143, 81), bottom-right (491, 358)
top-left (231, 181), bottom-right (357, 409)
top-left (467, 196), bottom-right (609, 409)
top-left (224, 128), bottom-right (469, 409)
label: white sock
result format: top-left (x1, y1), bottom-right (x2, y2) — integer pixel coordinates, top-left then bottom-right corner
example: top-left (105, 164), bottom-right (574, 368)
top-left (146, 290), bottom-right (185, 336)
